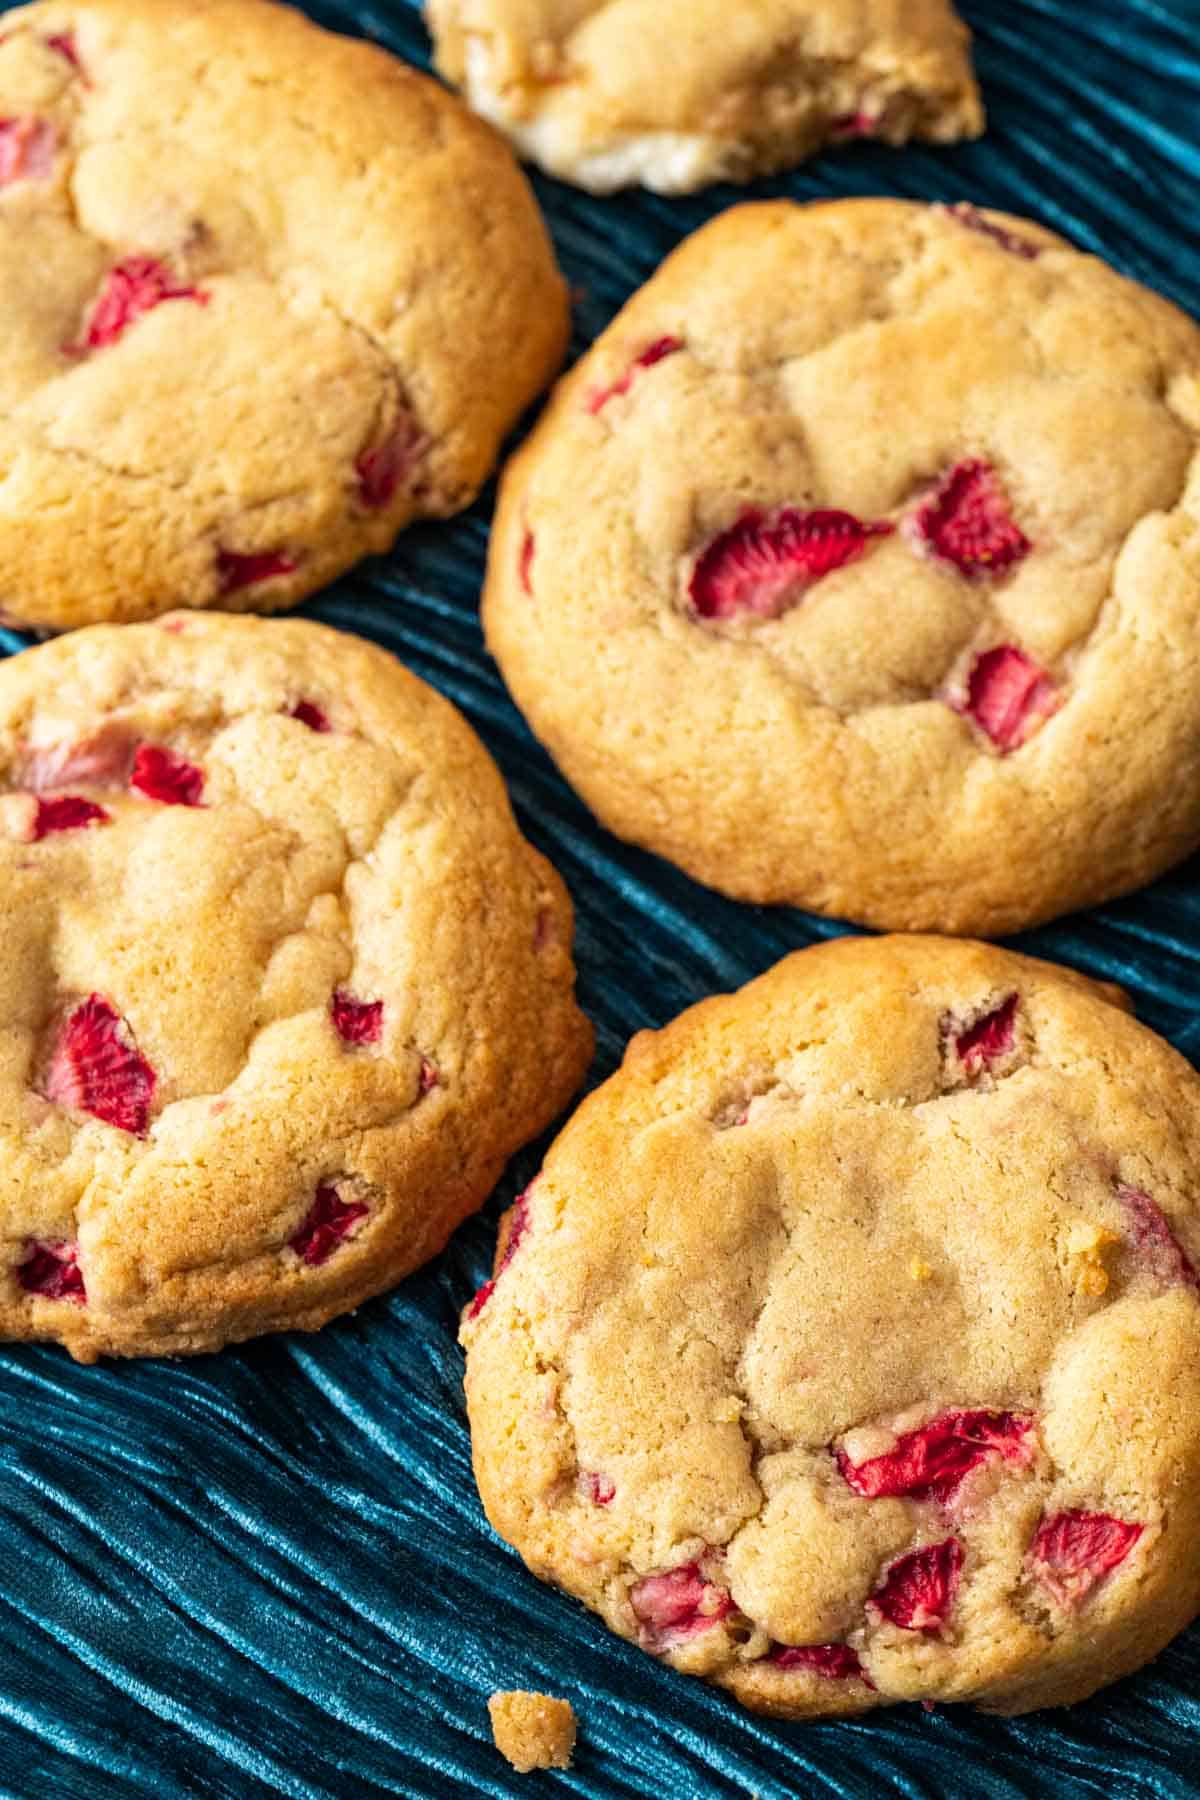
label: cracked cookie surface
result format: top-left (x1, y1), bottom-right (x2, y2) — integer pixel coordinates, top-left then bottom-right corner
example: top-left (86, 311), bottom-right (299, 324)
top-left (462, 935), bottom-right (1200, 1717)
top-left (0, 611), bottom-right (592, 1359)
top-left (0, 0), bottom-right (568, 631)
top-left (483, 197), bottom-right (1200, 935)
top-left (427, 0), bottom-right (982, 193)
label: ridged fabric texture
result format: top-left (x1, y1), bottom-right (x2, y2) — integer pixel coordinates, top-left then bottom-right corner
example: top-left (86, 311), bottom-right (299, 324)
top-left (1, 1), bottom-right (1199, 1795)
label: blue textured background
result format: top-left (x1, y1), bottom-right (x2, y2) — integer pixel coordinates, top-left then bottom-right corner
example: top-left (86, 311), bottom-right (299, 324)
top-left (2, 0), bottom-right (1199, 1793)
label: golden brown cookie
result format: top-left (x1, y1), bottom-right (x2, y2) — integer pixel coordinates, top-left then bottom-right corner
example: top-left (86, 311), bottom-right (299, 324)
top-left (0, 0), bottom-right (568, 630)
top-left (428, 0), bottom-right (982, 192)
top-left (484, 198), bottom-right (1200, 935)
top-left (462, 936), bottom-right (1200, 1717)
top-left (0, 612), bottom-right (592, 1359)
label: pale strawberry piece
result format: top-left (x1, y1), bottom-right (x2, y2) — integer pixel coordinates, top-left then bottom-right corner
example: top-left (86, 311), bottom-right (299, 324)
top-left (1029, 1510), bottom-right (1143, 1607)
top-left (954, 993), bottom-right (1019, 1073)
top-left (630, 1561), bottom-right (733, 1650)
top-left (44, 994), bottom-right (156, 1136)
top-left (418, 1057), bottom-right (439, 1095)
top-left (289, 1182), bottom-right (369, 1266)
top-left (690, 508), bottom-right (893, 621)
top-left (580, 1471), bottom-right (615, 1506)
top-left (913, 459), bottom-right (1031, 580)
top-left (871, 1539), bottom-right (963, 1632)
top-left (31, 795), bottom-right (110, 839)
top-left (17, 1238), bottom-right (86, 1304)
top-left (945, 203), bottom-right (1042, 261)
top-left (0, 116), bottom-right (56, 185)
top-left (355, 417), bottom-right (426, 509)
top-left (954, 646), bottom-right (1060, 752)
top-left (467, 1185), bottom-right (533, 1319)
top-left (287, 699), bottom-right (331, 733)
top-left (838, 1408), bottom-right (1034, 1503)
top-left (331, 991), bottom-right (383, 1047)
top-left (130, 744), bottom-right (204, 807)
top-left (769, 1643), bottom-right (868, 1681)
top-left (519, 531), bottom-right (535, 596)
top-left (587, 336), bottom-right (682, 414)
top-left (20, 724), bottom-right (135, 792)
top-left (70, 256), bottom-right (208, 354)
top-left (1117, 1186), bottom-right (1199, 1290)
top-left (216, 548), bottom-right (298, 594)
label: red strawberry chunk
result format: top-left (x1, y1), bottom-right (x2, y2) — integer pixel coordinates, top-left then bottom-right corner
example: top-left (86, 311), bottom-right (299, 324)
top-left (871, 1539), bottom-right (963, 1632)
top-left (331, 991), bottom-right (383, 1046)
top-left (830, 111), bottom-right (878, 139)
top-left (913, 460), bottom-right (1030, 579)
top-left (630, 1561), bottom-right (733, 1650)
top-left (580, 1471), bottom-right (615, 1506)
top-left (1117, 1186), bottom-right (1199, 1290)
top-left (769, 1643), bottom-right (868, 1681)
top-left (287, 700), bottom-right (330, 733)
top-left (588, 336), bottom-right (682, 414)
top-left (17, 1239), bottom-right (86, 1304)
top-left (945, 204), bottom-right (1041, 261)
top-left (289, 1182), bottom-right (369, 1266)
top-left (519, 531), bottom-right (536, 595)
top-left (838, 1408), bottom-right (1034, 1503)
top-left (44, 994), bottom-right (156, 1136)
top-left (418, 1057), bottom-right (439, 1095)
top-left (355, 418), bottom-right (426, 509)
top-left (690, 508), bottom-right (893, 621)
top-left (130, 744), bottom-right (205, 807)
top-left (45, 31), bottom-right (82, 72)
top-left (216, 548), bottom-right (298, 594)
top-left (32, 795), bottom-right (110, 839)
top-left (0, 116), bottom-right (56, 185)
top-left (954, 646), bottom-right (1060, 752)
top-left (71, 256), bottom-right (208, 353)
top-left (954, 993), bottom-right (1019, 1072)
top-left (467, 1185), bottom-right (533, 1319)
top-left (1029, 1510), bottom-right (1143, 1607)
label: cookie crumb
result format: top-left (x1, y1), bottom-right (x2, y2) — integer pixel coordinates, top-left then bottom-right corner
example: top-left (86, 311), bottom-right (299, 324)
top-left (488, 1690), bottom-right (576, 1773)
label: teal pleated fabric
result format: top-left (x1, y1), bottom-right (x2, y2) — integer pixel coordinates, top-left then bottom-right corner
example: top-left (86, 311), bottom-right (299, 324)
top-left (2, 1), bottom-right (1199, 1794)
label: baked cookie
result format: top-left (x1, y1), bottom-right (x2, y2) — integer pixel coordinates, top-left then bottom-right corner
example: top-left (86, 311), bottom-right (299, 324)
top-left (427, 0), bottom-right (983, 194)
top-left (0, 612), bottom-right (591, 1360)
top-left (0, 0), bottom-right (568, 632)
top-left (462, 935), bottom-right (1200, 1718)
top-left (484, 199), bottom-right (1200, 935)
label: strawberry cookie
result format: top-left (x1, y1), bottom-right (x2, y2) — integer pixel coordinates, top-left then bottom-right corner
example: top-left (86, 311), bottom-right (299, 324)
top-left (484, 198), bottom-right (1200, 934)
top-left (427, 0), bottom-right (982, 193)
top-left (0, 612), bottom-right (591, 1359)
top-left (462, 935), bottom-right (1200, 1717)
top-left (0, 0), bottom-right (568, 631)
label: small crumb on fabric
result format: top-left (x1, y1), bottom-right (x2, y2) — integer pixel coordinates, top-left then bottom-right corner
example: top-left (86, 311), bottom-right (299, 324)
top-left (488, 1690), bottom-right (576, 1773)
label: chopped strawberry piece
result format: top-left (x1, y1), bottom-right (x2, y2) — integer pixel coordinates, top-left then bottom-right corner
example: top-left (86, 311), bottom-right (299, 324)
top-left (20, 724), bottom-right (135, 792)
top-left (630, 1561), bottom-right (733, 1650)
top-left (32, 795), bottom-right (110, 839)
top-left (0, 116), bottom-right (56, 185)
top-left (287, 700), bottom-right (330, 733)
top-left (289, 1182), bottom-right (369, 1266)
top-left (70, 256), bottom-right (207, 353)
top-left (519, 531), bottom-right (535, 595)
top-left (945, 203), bottom-right (1041, 261)
top-left (355, 417), bottom-right (426, 509)
top-left (912, 459), bottom-right (1031, 579)
top-left (953, 994), bottom-right (1019, 1072)
top-left (587, 336), bottom-right (682, 414)
top-left (331, 991), bottom-right (383, 1047)
top-left (418, 1057), bottom-right (439, 1094)
top-left (44, 994), bottom-right (156, 1136)
top-left (954, 646), bottom-right (1060, 752)
top-left (838, 1408), bottom-right (1034, 1503)
top-left (467, 1185), bottom-right (533, 1319)
top-left (1117, 1186), bottom-right (1199, 1290)
top-left (1029, 1510), bottom-right (1143, 1607)
top-left (830, 111), bottom-right (877, 139)
top-left (871, 1539), bottom-right (963, 1632)
top-left (17, 1239), bottom-right (86, 1304)
top-left (580, 1471), bottom-right (615, 1506)
top-left (216, 548), bottom-right (298, 594)
top-left (45, 31), bottom-right (82, 72)
top-left (770, 1643), bottom-right (868, 1681)
top-left (130, 744), bottom-right (205, 807)
top-left (690, 508), bottom-right (893, 621)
